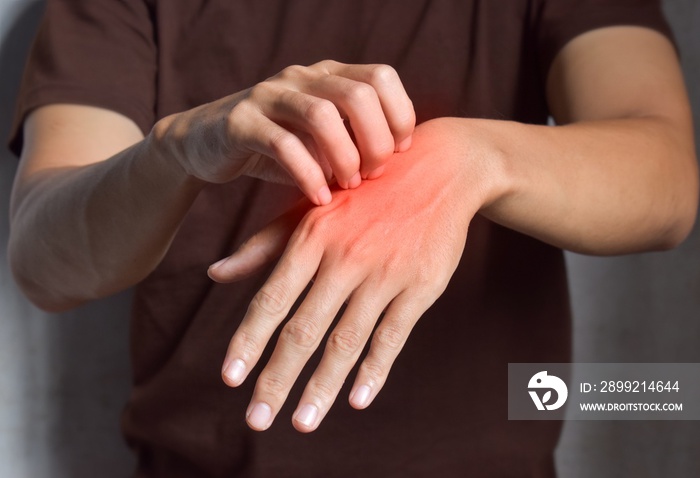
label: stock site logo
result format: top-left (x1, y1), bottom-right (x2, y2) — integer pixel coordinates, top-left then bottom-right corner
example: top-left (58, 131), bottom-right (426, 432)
top-left (528, 371), bottom-right (568, 411)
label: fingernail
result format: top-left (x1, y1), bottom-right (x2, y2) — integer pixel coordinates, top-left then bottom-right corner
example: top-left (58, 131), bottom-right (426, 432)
top-left (247, 402), bottom-right (272, 430)
top-left (317, 185), bottom-right (332, 205)
top-left (293, 403), bottom-right (318, 428)
top-left (397, 136), bottom-right (412, 152)
top-left (366, 166), bottom-right (385, 180)
top-left (223, 358), bottom-right (246, 386)
top-left (209, 257), bottom-right (228, 270)
top-left (351, 385), bottom-right (372, 408)
top-left (348, 171), bottom-right (361, 189)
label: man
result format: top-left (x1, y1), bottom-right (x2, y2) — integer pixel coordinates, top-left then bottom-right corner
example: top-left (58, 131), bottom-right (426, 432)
top-left (7, 0), bottom-right (698, 476)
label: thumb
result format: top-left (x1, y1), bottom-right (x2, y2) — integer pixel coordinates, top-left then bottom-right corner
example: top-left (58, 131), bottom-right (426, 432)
top-left (207, 200), bottom-right (311, 283)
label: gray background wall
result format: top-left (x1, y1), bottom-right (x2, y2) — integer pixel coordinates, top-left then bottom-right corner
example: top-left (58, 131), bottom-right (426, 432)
top-left (0, 0), bottom-right (698, 476)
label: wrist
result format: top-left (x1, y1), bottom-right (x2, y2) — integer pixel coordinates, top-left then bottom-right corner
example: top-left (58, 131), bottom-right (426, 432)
top-left (146, 115), bottom-right (208, 192)
top-left (416, 117), bottom-right (515, 214)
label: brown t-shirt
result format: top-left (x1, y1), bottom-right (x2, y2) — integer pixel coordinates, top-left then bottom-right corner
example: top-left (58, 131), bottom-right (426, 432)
top-left (10, 1), bottom-right (672, 477)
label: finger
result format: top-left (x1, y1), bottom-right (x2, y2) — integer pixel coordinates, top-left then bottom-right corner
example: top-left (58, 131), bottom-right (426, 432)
top-left (208, 201), bottom-right (311, 283)
top-left (257, 85), bottom-right (361, 189)
top-left (238, 153), bottom-right (296, 185)
top-left (306, 74), bottom-right (395, 178)
top-left (239, 109), bottom-right (332, 205)
top-left (325, 61), bottom-right (416, 154)
top-left (291, 281), bottom-right (395, 432)
top-left (297, 130), bottom-right (333, 181)
top-left (348, 291), bottom-right (430, 410)
top-left (245, 265), bottom-right (359, 431)
top-left (220, 238), bottom-right (321, 392)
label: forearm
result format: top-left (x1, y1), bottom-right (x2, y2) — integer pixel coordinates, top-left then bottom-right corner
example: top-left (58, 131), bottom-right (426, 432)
top-left (8, 135), bottom-right (204, 311)
top-left (443, 115), bottom-right (698, 254)
top-left (8, 60), bottom-right (416, 313)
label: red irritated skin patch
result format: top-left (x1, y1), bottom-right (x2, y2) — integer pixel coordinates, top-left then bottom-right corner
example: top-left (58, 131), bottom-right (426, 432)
top-left (210, 118), bottom-right (489, 433)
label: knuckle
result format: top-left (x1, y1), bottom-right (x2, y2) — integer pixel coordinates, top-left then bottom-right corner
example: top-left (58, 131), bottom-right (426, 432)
top-left (314, 59), bottom-right (338, 72)
top-left (303, 98), bottom-right (339, 127)
top-left (247, 81), bottom-right (272, 102)
top-left (296, 210), bottom-right (332, 244)
top-left (338, 238), bottom-right (369, 262)
top-left (281, 317), bottom-right (321, 350)
top-left (343, 82), bottom-right (375, 105)
top-left (288, 220), bottom-right (312, 245)
top-left (267, 129), bottom-right (297, 157)
top-left (402, 106), bottom-right (417, 128)
top-left (413, 265), bottom-right (448, 297)
top-left (412, 266), bottom-right (432, 288)
top-left (371, 139), bottom-right (395, 163)
top-left (327, 327), bottom-right (364, 357)
top-left (308, 376), bottom-right (337, 402)
top-left (250, 283), bottom-right (290, 317)
top-left (245, 82), bottom-right (283, 115)
top-left (279, 64), bottom-right (306, 79)
top-left (368, 64), bottom-right (398, 87)
top-left (359, 359), bottom-right (385, 383)
top-left (396, 109), bottom-right (417, 137)
top-left (257, 370), bottom-right (289, 396)
top-left (230, 330), bottom-right (261, 361)
top-left (432, 275), bottom-right (451, 296)
top-left (373, 324), bottom-right (405, 352)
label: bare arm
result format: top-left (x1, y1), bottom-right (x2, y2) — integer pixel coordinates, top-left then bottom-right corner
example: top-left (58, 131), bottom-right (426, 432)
top-left (8, 62), bottom-right (416, 312)
top-left (211, 26), bottom-right (699, 433)
top-left (8, 105), bottom-right (202, 311)
top-left (481, 26), bottom-right (698, 254)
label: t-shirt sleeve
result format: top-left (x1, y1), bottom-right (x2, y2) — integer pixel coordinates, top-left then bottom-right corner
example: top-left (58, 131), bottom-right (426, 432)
top-left (536, 0), bottom-right (675, 80)
top-left (7, 0), bottom-right (156, 157)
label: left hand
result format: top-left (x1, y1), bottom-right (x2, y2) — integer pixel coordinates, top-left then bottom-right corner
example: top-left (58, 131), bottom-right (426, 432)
top-left (209, 118), bottom-right (490, 432)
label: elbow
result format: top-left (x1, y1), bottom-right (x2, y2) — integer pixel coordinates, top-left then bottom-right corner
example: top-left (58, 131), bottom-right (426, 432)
top-left (10, 269), bottom-right (86, 314)
top-left (654, 215), bottom-right (696, 251)
top-left (659, 209), bottom-right (698, 252)
top-left (653, 155), bottom-right (699, 251)
top-left (29, 296), bottom-right (84, 315)
top-left (10, 271), bottom-right (86, 314)
top-left (7, 241), bottom-right (86, 314)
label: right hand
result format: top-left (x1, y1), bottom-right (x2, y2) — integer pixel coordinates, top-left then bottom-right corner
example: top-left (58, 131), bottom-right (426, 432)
top-left (150, 60), bottom-right (416, 205)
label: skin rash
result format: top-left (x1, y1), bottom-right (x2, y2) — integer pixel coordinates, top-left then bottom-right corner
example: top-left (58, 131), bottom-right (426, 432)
top-left (210, 119), bottom-right (485, 432)
top-left (10, 26), bottom-right (696, 436)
